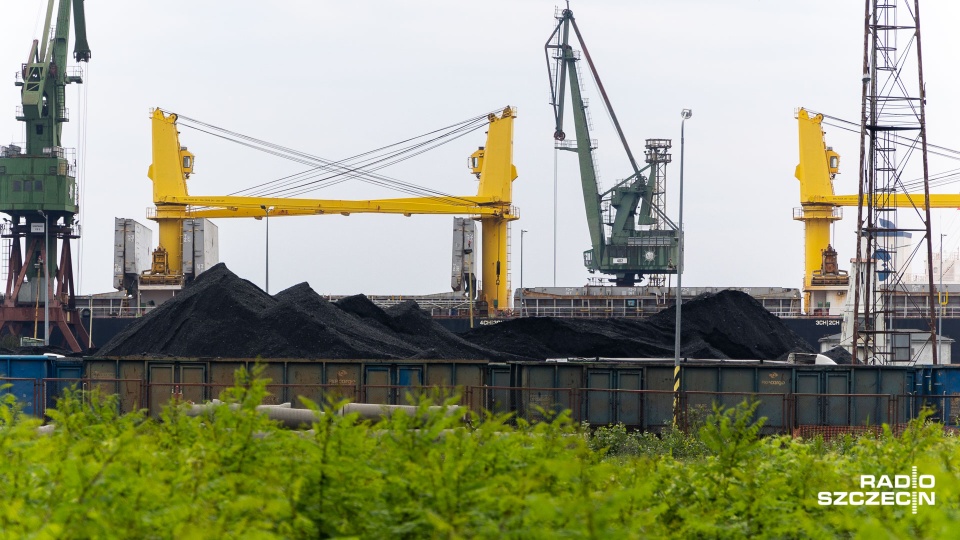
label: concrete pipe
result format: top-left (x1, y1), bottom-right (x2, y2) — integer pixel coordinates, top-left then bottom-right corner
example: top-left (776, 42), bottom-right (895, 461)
top-left (341, 403), bottom-right (465, 422)
top-left (184, 400), bottom-right (463, 429)
top-left (258, 407), bottom-right (323, 429)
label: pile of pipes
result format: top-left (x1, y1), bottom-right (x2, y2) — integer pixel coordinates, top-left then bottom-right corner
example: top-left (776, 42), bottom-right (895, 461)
top-left (184, 400), bottom-right (466, 429)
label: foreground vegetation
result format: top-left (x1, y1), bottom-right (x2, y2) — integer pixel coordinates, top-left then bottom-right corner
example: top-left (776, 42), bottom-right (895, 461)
top-left (0, 372), bottom-right (957, 538)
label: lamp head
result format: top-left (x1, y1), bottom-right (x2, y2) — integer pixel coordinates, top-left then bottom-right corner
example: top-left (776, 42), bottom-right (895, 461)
top-left (681, 109), bottom-right (692, 120)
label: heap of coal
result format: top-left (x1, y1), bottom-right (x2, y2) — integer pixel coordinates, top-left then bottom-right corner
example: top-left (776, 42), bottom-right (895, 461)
top-left (97, 263), bottom-right (813, 361)
top-left (335, 296), bottom-right (500, 360)
top-left (821, 345), bottom-right (854, 365)
top-left (0, 345), bottom-right (77, 357)
top-left (96, 264), bottom-right (504, 360)
top-left (462, 289), bottom-right (815, 361)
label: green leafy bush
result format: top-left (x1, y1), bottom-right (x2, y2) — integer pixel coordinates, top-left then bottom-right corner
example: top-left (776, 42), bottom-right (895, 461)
top-left (0, 374), bottom-right (956, 538)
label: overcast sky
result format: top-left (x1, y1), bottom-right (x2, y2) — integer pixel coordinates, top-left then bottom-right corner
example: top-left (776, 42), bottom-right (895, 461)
top-left (3, 1), bottom-right (960, 299)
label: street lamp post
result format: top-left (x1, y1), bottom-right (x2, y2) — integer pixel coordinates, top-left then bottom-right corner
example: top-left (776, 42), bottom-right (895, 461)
top-left (260, 205), bottom-right (272, 294)
top-left (674, 109), bottom-right (691, 425)
top-left (467, 249), bottom-right (475, 329)
top-left (37, 210), bottom-right (49, 346)
top-left (520, 229), bottom-right (528, 289)
top-left (939, 233), bottom-right (946, 359)
top-left (520, 229), bottom-right (528, 316)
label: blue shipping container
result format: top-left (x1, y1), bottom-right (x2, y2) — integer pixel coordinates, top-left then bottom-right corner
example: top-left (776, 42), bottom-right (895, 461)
top-left (0, 355), bottom-right (53, 415)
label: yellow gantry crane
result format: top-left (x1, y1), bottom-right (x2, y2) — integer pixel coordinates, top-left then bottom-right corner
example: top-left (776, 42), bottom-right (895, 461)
top-left (144, 107), bottom-right (519, 313)
top-left (794, 107), bottom-right (960, 313)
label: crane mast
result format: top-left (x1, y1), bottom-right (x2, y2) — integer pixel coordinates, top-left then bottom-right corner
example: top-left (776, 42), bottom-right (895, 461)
top-left (545, 7), bottom-right (679, 287)
top-left (0, 0), bottom-right (91, 351)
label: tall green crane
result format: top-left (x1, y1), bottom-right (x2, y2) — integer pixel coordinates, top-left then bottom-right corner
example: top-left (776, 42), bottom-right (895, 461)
top-left (0, 0), bottom-right (91, 351)
top-left (545, 7), bottom-right (679, 286)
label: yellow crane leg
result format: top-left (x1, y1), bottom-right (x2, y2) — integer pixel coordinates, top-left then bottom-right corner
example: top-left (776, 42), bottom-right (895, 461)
top-left (480, 216), bottom-right (509, 315)
top-left (157, 217), bottom-right (183, 275)
top-left (796, 205), bottom-right (839, 312)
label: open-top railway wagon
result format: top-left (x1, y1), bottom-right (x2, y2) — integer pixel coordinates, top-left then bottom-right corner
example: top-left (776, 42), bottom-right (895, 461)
top-left (1, 356), bottom-right (958, 433)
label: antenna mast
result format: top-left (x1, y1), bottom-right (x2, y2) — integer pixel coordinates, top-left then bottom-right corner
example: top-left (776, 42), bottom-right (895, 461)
top-left (852, 0), bottom-right (938, 364)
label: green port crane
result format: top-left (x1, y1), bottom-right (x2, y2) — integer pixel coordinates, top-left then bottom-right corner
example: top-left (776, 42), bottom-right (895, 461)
top-left (545, 7), bottom-right (679, 286)
top-left (0, 0), bottom-right (91, 351)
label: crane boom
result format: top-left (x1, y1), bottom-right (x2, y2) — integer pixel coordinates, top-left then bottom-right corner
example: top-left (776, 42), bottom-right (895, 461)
top-left (72, 0), bottom-right (92, 62)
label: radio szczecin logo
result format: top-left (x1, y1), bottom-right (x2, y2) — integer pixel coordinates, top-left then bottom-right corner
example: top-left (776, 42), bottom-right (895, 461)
top-left (818, 466), bottom-right (935, 514)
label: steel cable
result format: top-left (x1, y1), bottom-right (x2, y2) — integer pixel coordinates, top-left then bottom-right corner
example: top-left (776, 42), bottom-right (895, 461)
top-left (165, 108), bottom-right (504, 205)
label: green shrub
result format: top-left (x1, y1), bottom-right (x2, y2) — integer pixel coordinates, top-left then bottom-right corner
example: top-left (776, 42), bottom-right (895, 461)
top-left (0, 375), bottom-right (955, 538)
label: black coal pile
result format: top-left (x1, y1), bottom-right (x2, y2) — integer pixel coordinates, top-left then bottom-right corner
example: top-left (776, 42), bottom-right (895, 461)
top-left (98, 264), bottom-right (277, 358)
top-left (96, 263), bottom-right (813, 361)
top-left (0, 345), bottom-right (77, 357)
top-left (334, 296), bottom-right (508, 360)
top-left (335, 295), bottom-right (396, 330)
top-left (384, 300), bottom-right (502, 359)
top-left (821, 345), bottom-right (854, 365)
top-left (459, 317), bottom-right (660, 359)
top-left (273, 284), bottom-right (418, 358)
top-left (462, 289), bottom-right (815, 361)
top-left (96, 263), bottom-right (505, 360)
top-left (644, 290), bottom-right (816, 360)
